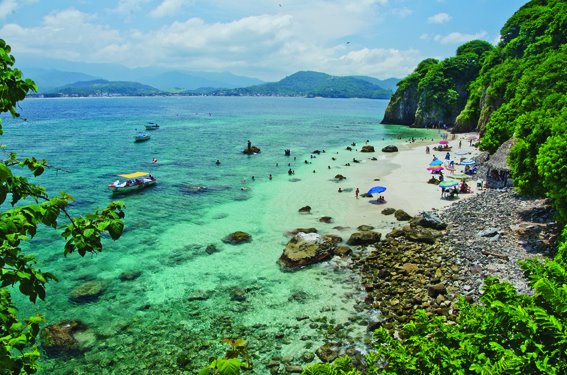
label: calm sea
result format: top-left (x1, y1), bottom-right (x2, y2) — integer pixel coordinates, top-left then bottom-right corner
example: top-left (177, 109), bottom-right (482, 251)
top-left (2, 96), bottom-right (431, 373)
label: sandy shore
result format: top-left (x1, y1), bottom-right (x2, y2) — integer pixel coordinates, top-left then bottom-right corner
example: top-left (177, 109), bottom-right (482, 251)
top-left (269, 132), bottom-right (481, 235)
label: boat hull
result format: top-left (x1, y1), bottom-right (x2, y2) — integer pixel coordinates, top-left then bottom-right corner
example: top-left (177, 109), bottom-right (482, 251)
top-left (109, 180), bottom-right (157, 195)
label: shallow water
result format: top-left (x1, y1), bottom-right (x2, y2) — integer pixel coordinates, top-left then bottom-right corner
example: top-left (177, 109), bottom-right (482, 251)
top-left (2, 96), bottom-right (433, 373)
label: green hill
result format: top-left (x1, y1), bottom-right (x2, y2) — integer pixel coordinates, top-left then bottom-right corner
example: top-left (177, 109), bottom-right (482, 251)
top-left (43, 79), bottom-right (163, 97)
top-left (195, 71), bottom-right (393, 99)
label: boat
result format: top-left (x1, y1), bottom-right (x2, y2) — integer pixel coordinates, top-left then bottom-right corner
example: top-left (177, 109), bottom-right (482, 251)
top-left (145, 122), bottom-right (160, 130)
top-left (134, 132), bottom-right (151, 142)
top-left (108, 172), bottom-right (157, 195)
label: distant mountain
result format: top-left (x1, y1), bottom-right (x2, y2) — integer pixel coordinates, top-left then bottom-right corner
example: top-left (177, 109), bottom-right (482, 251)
top-left (16, 56), bottom-right (263, 91)
top-left (353, 76), bottom-right (400, 91)
top-left (21, 67), bottom-right (100, 92)
top-left (201, 71), bottom-right (393, 99)
top-left (42, 79), bottom-right (162, 97)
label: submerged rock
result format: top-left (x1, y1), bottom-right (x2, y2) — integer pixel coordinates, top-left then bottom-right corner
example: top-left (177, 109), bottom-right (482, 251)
top-left (41, 320), bottom-right (94, 357)
top-left (298, 205), bottom-right (312, 213)
top-left (69, 280), bottom-right (106, 303)
top-left (243, 146), bottom-right (261, 155)
top-left (118, 271), bottom-right (142, 282)
top-left (222, 231), bottom-right (252, 244)
top-left (288, 227), bottom-right (318, 235)
top-left (315, 342), bottom-right (340, 363)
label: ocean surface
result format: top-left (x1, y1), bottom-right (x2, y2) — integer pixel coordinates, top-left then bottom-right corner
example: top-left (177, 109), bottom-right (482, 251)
top-left (2, 96), bottom-right (433, 373)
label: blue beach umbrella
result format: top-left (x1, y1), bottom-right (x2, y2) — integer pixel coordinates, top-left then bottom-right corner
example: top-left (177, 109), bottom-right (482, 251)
top-left (367, 186), bottom-right (386, 195)
top-left (461, 159), bottom-right (476, 166)
top-left (429, 158), bottom-right (443, 166)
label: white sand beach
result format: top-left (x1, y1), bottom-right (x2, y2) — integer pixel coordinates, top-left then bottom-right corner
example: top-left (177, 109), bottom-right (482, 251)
top-left (262, 133), bottom-right (482, 236)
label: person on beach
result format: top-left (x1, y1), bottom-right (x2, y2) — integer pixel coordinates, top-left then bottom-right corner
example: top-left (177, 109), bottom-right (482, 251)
top-left (355, 188), bottom-right (360, 199)
top-left (247, 140), bottom-right (251, 151)
top-left (426, 146), bottom-right (430, 154)
top-left (459, 140), bottom-right (462, 148)
top-left (269, 174), bottom-right (272, 180)
top-left (445, 152), bottom-right (450, 160)
top-left (338, 188), bottom-right (343, 193)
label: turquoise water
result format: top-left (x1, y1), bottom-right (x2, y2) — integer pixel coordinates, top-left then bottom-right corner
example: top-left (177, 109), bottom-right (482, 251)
top-left (2, 96), bottom-right (432, 373)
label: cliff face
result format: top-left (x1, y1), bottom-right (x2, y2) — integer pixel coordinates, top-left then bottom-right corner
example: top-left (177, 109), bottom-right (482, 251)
top-left (380, 77), bottom-right (418, 125)
top-left (381, 41), bottom-right (493, 130)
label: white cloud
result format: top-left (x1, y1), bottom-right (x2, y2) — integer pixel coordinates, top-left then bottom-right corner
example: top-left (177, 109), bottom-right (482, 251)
top-left (0, 0), bottom-right (18, 20)
top-left (428, 12), bottom-right (451, 24)
top-left (419, 33), bottom-right (429, 40)
top-left (150, 0), bottom-right (187, 18)
top-left (1, 9), bottom-right (122, 60)
top-left (433, 31), bottom-right (488, 44)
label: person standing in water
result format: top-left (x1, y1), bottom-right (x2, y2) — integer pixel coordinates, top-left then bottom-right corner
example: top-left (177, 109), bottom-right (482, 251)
top-left (355, 188), bottom-right (360, 199)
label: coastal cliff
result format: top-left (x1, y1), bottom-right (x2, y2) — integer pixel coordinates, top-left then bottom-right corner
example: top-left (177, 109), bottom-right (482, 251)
top-left (381, 41), bottom-right (493, 129)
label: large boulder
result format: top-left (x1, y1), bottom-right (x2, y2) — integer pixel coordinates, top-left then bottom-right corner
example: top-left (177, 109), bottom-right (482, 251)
top-left (69, 280), bottom-right (106, 303)
top-left (298, 205), bottom-right (312, 213)
top-left (222, 231), bottom-right (252, 244)
top-left (315, 342), bottom-right (341, 363)
top-left (288, 227), bottom-right (318, 235)
top-left (41, 320), bottom-right (95, 357)
top-left (381, 145), bottom-right (398, 153)
top-left (394, 209), bottom-right (412, 221)
top-left (410, 212), bottom-right (447, 230)
top-left (361, 145), bottom-right (375, 153)
top-left (346, 231), bottom-right (381, 246)
top-left (278, 233), bottom-right (340, 271)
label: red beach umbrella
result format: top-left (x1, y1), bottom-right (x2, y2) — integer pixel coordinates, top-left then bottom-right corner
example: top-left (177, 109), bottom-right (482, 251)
top-left (439, 140), bottom-right (449, 145)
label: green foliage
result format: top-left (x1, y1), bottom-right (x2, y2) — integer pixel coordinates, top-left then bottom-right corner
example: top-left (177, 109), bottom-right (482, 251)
top-left (199, 338), bottom-right (252, 375)
top-left (1, 38), bottom-right (125, 373)
top-left (302, 356), bottom-right (359, 375)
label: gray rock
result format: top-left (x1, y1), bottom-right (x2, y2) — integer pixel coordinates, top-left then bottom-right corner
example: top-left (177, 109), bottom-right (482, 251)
top-left (411, 212), bottom-right (447, 230)
top-left (478, 227), bottom-right (499, 237)
top-left (347, 231), bottom-right (381, 246)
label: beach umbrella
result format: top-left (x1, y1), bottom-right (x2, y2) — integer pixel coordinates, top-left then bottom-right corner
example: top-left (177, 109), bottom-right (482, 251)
top-left (439, 140), bottom-right (449, 145)
top-left (427, 166), bottom-right (444, 171)
top-left (367, 186), bottom-right (386, 195)
top-left (438, 179), bottom-right (459, 188)
top-left (429, 158), bottom-right (443, 166)
top-left (451, 173), bottom-right (471, 180)
top-left (461, 159), bottom-right (476, 166)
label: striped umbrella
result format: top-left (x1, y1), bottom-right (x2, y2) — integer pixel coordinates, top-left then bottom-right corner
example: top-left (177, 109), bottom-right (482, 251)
top-left (461, 159), bottom-right (476, 166)
top-left (427, 166), bottom-right (444, 171)
top-left (438, 179), bottom-right (459, 188)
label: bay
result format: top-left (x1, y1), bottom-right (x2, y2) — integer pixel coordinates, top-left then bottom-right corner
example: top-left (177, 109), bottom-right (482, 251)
top-left (2, 96), bottom-right (431, 373)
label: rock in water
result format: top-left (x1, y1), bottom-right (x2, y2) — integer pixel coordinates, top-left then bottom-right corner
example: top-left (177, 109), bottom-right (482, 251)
top-left (298, 205), bottom-right (312, 213)
top-left (278, 233), bottom-right (340, 271)
top-left (381, 145), bottom-right (398, 153)
top-left (222, 231), bottom-right (252, 244)
top-left (361, 145), bottom-right (375, 152)
top-left (69, 280), bottom-right (106, 303)
top-left (243, 146), bottom-right (261, 155)
top-left (41, 320), bottom-right (93, 357)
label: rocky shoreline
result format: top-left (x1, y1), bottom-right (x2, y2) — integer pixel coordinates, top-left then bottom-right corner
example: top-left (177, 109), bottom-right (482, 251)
top-left (351, 187), bottom-right (559, 332)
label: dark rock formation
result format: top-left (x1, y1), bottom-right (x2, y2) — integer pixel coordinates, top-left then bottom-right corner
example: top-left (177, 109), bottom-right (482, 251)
top-left (222, 231), bottom-right (252, 244)
top-left (381, 145), bottom-right (398, 153)
top-left (288, 227), bottom-right (318, 235)
top-left (410, 212), bottom-right (447, 230)
top-left (394, 209), bottom-right (412, 221)
top-left (360, 145), bottom-right (375, 152)
top-left (315, 342), bottom-right (340, 362)
top-left (381, 208), bottom-right (396, 215)
top-left (298, 205), bottom-right (312, 213)
top-left (334, 174), bottom-right (346, 181)
top-left (346, 231), bottom-right (381, 246)
top-left (319, 216), bottom-right (332, 223)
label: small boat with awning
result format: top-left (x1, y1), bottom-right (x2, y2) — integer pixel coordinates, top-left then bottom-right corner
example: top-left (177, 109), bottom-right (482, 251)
top-left (108, 172), bottom-right (157, 194)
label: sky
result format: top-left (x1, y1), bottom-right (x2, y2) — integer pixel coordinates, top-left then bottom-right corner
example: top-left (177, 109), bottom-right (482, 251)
top-left (0, 0), bottom-right (530, 81)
